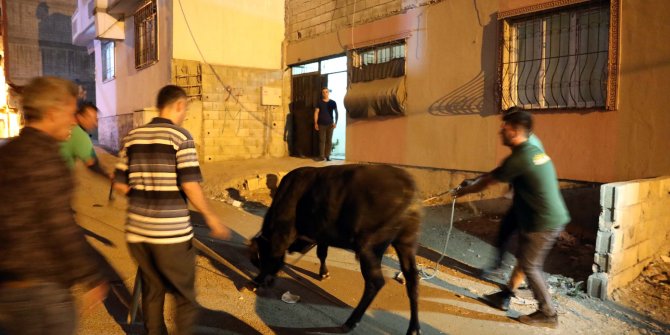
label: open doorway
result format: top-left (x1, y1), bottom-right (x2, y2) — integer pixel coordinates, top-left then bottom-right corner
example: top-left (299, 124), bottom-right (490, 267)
top-left (321, 56), bottom-right (347, 160)
top-left (290, 55), bottom-right (348, 160)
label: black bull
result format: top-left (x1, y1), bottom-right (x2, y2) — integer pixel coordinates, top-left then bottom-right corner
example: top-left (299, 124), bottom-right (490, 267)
top-left (249, 164), bottom-right (422, 334)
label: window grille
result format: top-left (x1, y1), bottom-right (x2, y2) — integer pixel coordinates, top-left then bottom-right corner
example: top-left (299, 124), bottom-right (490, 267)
top-left (501, 2), bottom-right (610, 110)
top-left (102, 41), bottom-right (115, 81)
top-left (352, 42), bottom-right (405, 68)
top-left (134, 0), bottom-right (158, 70)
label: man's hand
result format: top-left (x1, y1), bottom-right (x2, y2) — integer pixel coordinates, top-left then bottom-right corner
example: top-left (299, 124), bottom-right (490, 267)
top-left (314, 124), bottom-right (319, 131)
top-left (113, 182), bottom-right (130, 195)
top-left (205, 214), bottom-right (231, 240)
top-left (81, 281), bottom-right (109, 314)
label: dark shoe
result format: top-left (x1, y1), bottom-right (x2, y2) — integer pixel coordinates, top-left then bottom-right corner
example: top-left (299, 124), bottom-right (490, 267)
top-left (326, 157), bottom-right (331, 161)
top-left (518, 311), bottom-right (558, 328)
top-left (483, 289), bottom-right (512, 311)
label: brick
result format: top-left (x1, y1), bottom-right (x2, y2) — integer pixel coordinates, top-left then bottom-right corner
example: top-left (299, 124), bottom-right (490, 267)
top-left (600, 183), bottom-right (618, 209)
top-left (609, 249), bottom-right (638, 275)
top-left (608, 260), bottom-right (647, 293)
top-left (612, 204), bottom-right (642, 228)
top-left (609, 228), bottom-right (624, 252)
top-left (614, 182), bottom-right (643, 208)
top-left (637, 239), bottom-right (654, 262)
top-left (598, 208), bottom-right (615, 231)
top-left (641, 200), bottom-right (670, 220)
top-left (595, 231), bottom-right (612, 254)
top-left (587, 273), bottom-right (608, 299)
top-left (593, 253), bottom-right (609, 272)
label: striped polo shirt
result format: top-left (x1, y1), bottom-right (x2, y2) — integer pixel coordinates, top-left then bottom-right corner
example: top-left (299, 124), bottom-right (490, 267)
top-left (114, 117), bottom-right (202, 244)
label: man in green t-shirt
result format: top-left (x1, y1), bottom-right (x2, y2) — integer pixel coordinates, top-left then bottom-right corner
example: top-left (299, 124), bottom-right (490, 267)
top-left (455, 110), bottom-right (570, 328)
top-left (489, 107), bottom-right (546, 274)
top-left (60, 102), bottom-right (110, 179)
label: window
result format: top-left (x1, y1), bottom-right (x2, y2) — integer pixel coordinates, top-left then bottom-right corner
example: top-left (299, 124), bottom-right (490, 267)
top-left (291, 62), bottom-right (319, 76)
top-left (101, 41), bottom-right (115, 81)
top-left (134, 0), bottom-right (158, 69)
top-left (351, 42), bottom-right (405, 67)
top-left (501, 2), bottom-right (612, 110)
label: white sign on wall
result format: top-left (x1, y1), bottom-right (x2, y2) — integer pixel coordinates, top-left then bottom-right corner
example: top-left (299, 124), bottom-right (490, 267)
top-left (261, 86), bottom-right (282, 106)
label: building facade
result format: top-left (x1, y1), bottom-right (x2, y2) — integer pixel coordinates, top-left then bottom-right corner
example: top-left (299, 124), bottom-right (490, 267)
top-left (284, 0), bottom-right (670, 183)
top-left (73, 0), bottom-right (287, 160)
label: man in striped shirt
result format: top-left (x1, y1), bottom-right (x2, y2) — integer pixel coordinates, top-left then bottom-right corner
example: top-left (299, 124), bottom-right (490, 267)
top-left (114, 85), bottom-right (229, 334)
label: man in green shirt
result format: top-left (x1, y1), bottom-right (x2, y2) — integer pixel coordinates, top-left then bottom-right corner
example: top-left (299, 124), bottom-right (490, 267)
top-left (60, 102), bottom-right (110, 179)
top-left (455, 110), bottom-right (570, 328)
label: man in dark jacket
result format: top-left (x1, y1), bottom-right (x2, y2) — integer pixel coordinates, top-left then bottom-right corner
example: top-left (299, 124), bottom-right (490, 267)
top-left (0, 77), bottom-right (108, 335)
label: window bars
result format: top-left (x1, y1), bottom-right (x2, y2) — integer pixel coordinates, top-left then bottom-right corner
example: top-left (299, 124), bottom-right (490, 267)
top-left (134, 0), bottom-right (158, 69)
top-left (501, 2), bottom-right (610, 110)
top-left (102, 41), bottom-right (115, 81)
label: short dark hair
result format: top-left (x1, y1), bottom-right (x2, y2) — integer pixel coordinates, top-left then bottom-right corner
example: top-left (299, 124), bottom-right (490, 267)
top-left (76, 101), bottom-right (98, 115)
top-left (322, 87), bottom-right (329, 92)
top-left (502, 107), bottom-right (533, 132)
top-left (156, 85), bottom-right (187, 110)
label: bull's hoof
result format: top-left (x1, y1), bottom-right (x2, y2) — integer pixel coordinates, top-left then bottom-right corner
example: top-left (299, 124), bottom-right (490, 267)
top-left (319, 272), bottom-right (330, 280)
top-left (406, 328), bottom-right (421, 335)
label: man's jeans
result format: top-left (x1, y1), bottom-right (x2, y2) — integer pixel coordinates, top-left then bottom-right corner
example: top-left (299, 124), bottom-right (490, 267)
top-left (317, 125), bottom-right (334, 159)
top-left (517, 229), bottom-right (562, 316)
top-left (0, 282), bottom-right (76, 335)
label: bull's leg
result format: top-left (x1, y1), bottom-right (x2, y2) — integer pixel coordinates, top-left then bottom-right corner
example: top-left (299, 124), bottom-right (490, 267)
top-left (343, 244), bottom-right (387, 331)
top-left (316, 244), bottom-right (330, 279)
top-left (394, 241), bottom-right (421, 335)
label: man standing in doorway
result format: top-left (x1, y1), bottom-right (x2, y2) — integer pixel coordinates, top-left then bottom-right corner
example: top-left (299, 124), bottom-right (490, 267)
top-left (314, 87), bottom-right (338, 161)
top-left (454, 110), bottom-right (570, 328)
top-left (114, 85), bottom-right (230, 334)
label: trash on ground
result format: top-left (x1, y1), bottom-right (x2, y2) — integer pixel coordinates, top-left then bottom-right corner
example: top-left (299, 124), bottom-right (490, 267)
top-left (281, 291), bottom-right (300, 304)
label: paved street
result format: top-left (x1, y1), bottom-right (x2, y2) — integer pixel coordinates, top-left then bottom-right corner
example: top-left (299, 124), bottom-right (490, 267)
top-left (71, 154), bottom-right (665, 335)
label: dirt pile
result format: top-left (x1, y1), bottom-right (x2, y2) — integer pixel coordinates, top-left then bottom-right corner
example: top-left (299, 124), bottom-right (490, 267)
top-left (612, 254), bottom-right (670, 324)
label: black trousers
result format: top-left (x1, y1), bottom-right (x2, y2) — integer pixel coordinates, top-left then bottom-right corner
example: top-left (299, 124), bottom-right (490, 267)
top-left (128, 241), bottom-right (198, 335)
top-left (317, 125), bottom-right (334, 159)
top-left (494, 211), bottom-right (517, 268)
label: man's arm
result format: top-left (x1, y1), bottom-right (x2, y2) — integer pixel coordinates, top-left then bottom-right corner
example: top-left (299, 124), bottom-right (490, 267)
top-left (314, 108), bottom-right (320, 131)
top-left (332, 101), bottom-right (338, 128)
top-left (181, 182), bottom-right (230, 240)
top-left (84, 157), bottom-right (112, 180)
top-left (454, 173), bottom-right (498, 197)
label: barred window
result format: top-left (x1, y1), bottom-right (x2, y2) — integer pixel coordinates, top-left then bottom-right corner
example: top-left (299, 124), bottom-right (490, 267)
top-left (134, 0), bottom-right (158, 70)
top-left (501, 3), bottom-right (610, 110)
top-left (101, 41), bottom-right (115, 81)
top-left (352, 42), bottom-right (405, 67)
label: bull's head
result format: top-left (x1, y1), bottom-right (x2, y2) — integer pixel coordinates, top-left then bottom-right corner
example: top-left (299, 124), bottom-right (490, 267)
top-left (248, 233), bottom-right (285, 287)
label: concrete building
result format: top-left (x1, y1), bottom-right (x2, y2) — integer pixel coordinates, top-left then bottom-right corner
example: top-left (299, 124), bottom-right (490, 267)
top-left (4, 0), bottom-right (95, 99)
top-left (2, 0), bottom-right (94, 138)
top-left (285, 0), bottom-right (670, 184)
top-left (72, 0), bottom-right (287, 159)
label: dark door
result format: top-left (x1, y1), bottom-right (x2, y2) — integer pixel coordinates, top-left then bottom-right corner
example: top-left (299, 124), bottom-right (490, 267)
top-left (290, 74), bottom-right (327, 157)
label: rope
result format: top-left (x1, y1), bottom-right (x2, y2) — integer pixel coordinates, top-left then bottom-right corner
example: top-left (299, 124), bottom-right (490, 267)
top-left (418, 191), bottom-right (458, 280)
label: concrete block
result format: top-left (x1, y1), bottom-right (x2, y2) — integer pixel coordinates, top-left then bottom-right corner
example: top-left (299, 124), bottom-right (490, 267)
top-left (595, 231), bottom-right (612, 254)
top-left (609, 260), bottom-right (647, 293)
top-left (593, 253), bottom-right (609, 272)
top-left (609, 228), bottom-right (624, 253)
top-left (637, 239), bottom-right (654, 262)
top-left (614, 182), bottom-right (642, 208)
top-left (613, 204), bottom-right (642, 227)
top-left (642, 200), bottom-right (670, 220)
top-left (600, 183), bottom-right (618, 209)
top-left (587, 272), bottom-right (608, 299)
top-left (609, 249), bottom-right (638, 275)
top-left (598, 208), bottom-right (615, 231)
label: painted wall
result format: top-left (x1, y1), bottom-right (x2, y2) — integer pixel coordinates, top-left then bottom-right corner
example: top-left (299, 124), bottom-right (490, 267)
top-left (5, 0), bottom-right (94, 97)
top-left (285, 0), bottom-right (670, 183)
top-left (95, 0), bottom-right (172, 150)
top-left (172, 0), bottom-right (284, 70)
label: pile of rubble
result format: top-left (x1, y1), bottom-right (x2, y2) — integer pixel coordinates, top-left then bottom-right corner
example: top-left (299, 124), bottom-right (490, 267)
top-left (612, 254), bottom-right (670, 323)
